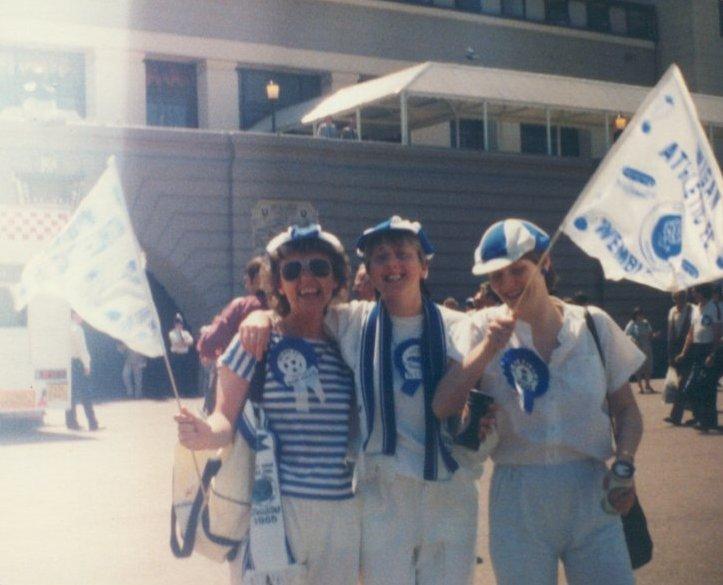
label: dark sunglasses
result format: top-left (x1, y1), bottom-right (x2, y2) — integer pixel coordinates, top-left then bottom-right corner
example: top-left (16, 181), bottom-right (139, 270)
top-left (281, 258), bottom-right (332, 281)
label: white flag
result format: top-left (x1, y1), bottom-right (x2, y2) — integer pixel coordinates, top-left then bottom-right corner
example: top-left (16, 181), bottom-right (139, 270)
top-left (562, 64), bottom-right (723, 292)
top-left (13, 157), bottom-right (165, 357)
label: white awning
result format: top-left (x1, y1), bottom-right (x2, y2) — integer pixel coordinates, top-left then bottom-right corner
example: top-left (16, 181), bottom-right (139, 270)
top-left (297, 61), bottom-right (723, 131)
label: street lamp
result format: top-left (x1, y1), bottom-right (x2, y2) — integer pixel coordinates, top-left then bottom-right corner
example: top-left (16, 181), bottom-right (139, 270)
top-left (612, 113), bottom-right (628, 142)
top-left (266, 79), bottom-right (280, 133)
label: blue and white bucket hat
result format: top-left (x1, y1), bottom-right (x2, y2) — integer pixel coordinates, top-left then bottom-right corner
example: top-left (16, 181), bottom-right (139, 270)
top-left (472, 219), bottom-right (550, 275)
top-left (266, 223), bottom-right (344, 255)
top-left (355, 215), bottom-right (435, 259)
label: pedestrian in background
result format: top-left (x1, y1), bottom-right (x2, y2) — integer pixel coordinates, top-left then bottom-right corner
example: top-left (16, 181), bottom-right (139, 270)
top-left (118, 342), bottom-right (146, 398)
top-left (196, 257), bottom-right (268, 411)
top-left (624, 307), bottom-right (657, 394)
top-left (435, 218), bottom-right (643, 585)
top-left (669, 284), bottom-right (721, 431)
top-left (168, 313), bottom-right (194, 394)
top-left (66, 310), bottom-right (99, 431)
top-left (316, 116), bottom-right (339, 139)
top-left (664, 290), bottom-right (691, 403)
top-left (352, 263), bottom-right (375, 301)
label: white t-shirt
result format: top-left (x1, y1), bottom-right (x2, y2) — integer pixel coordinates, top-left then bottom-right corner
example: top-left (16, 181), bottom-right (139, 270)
top-left (169, 328), bottom-right (193, 354)
top-left (691, 300), bottom-right (721, 344)
top-left (325, 300), bottom-right (473, 480)
top-left (466, 303), bottom-right (644, 466)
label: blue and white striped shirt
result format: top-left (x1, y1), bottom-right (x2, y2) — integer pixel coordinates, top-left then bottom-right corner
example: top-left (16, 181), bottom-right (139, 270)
top-left (220, 332), bottom-right (355, 500)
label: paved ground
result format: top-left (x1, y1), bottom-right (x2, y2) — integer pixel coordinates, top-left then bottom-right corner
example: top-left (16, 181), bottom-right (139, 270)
top-left (0, 380), bottom-right (720, 585)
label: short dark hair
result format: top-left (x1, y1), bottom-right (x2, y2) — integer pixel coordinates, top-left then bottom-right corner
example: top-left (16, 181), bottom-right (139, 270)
top-left (519, 251), bottom-right (558, 292)
top-left (693, 283), bottom-right (713, 300)
top-left (264, 238), bottom-right (349, 317)
top-left (245, 256), bottom-right (264, 282)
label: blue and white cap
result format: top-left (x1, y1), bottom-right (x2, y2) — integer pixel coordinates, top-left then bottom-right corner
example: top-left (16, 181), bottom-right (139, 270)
top-left (356, 215), bottom-right (435, 259)
top-left (472, 219), bottom-right (550, 276)
top-left (266, 223), bottom-right (344, 255)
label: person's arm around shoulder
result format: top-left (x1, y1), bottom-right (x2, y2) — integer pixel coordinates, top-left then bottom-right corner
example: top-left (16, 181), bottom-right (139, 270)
top-left (175, 366), bottom-right (250, 451)
top-left (239, 310), bottom-right (275, 360)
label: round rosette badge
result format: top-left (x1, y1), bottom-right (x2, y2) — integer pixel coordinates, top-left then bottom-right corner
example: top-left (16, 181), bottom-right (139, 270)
top-left (269, 337), bottom-right (325, 411)
top-left (394, 338), bottom-right (423, 396)
top-left (500, 347), bottom-right (550, 413)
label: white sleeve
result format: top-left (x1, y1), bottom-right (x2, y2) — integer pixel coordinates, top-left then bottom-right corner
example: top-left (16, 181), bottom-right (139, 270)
top-left (324, 300), bottom-right (369, 341)
top-left (589, 307), bottom-right (645, 393)
top-left (440, 307), bottom-right (474, 364)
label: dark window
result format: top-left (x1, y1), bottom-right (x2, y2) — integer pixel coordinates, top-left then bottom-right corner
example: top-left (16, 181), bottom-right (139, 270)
top-left (587, 1), bottom-right (610, 32)
top-left (546, 0), bottom-right (569, 25)
top-left (719, 1), bottom-right (723, 36)
top-left (559, 126), bottom-right (580, 156)
top-left (521, 123), bottom-right (548, 155)
top-left (450, 119), bottom-right (486, 150)
top-left (455, 0), bottom-right (481, 12)
top-left (145, 60), bottom-right (198, 128)
top-left (0, 48), bottom-right (85, 116)
top-left (238, 69), bottom-right (322, 130)
top-left (626, 5), bottom-right (656, 40)
top-left (501, 0), bottom-right (525, 18)
top-left (0, 287), bottom-right (26, 328)
top-left (521, 124), bottom-right (579, 156)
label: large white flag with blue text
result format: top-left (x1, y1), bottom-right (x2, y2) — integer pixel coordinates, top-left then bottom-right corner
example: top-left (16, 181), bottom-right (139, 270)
top-left (14, 157), bottom-right (165, 357)
top-left (562, 64), bottom-right (723, 292)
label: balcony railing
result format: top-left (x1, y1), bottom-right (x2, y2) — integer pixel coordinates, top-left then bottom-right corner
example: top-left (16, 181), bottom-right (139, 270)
top-left (382, 1), bottom-right (657, 41)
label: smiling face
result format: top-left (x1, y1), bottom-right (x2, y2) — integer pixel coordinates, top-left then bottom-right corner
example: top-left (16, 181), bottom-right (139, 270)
top-left (487, 255), bottom-right (549, 310)
top-left (366, 235), bottom-right (428, 305)
top-left (277, 250), bottom-right (339, 317)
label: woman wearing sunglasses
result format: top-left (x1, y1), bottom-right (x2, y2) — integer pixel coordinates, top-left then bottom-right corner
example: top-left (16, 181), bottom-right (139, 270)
top-left (175, 224), bottom-right (360, 585)
top-left (240, 216), bottom-right (482, 585)
top-left (433, 219), bottom-right (644, 585)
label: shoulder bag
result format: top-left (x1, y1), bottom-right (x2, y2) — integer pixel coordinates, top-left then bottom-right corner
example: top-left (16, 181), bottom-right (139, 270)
top-left (584, 310), bottom-right (653, 570)
top-left (170, 357), bottom-right (266, 562)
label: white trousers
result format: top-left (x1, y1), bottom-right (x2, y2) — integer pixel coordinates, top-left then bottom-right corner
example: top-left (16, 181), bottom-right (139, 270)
top-left (229, 495), bottom-right (361, 585)
top-left (489, 459), bottom-right (634, 585)
top-left (359, 468), bottom-right (479, 585)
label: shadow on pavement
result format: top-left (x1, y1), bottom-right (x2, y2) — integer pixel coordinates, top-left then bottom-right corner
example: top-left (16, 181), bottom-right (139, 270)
top-left (0, 427), bottom-right (93, 446)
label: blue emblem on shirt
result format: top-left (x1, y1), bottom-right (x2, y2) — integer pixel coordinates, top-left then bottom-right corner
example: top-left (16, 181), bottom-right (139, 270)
top-left (394, 338), bottom-right (423, 396)
top-left (500, 347), bottom-right (550, 413)
top-left (269, 337), bottom-right (325, 411)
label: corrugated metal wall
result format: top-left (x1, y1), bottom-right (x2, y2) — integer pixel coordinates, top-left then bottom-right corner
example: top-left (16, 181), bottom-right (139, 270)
top-left (0, 123), bottom-right (674, 362)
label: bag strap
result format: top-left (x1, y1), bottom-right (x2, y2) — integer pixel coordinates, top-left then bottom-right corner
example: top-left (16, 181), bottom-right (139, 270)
top-left (584, 309), bottom-right (606, 369)
top-left (583, 309), bottom-right (619, 438)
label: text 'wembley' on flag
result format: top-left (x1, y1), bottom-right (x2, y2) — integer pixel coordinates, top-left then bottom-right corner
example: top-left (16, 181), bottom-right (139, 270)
top-left (562, 64), bottom-right (723, 292)
top-left (13, 156), bottom-right (165, 357)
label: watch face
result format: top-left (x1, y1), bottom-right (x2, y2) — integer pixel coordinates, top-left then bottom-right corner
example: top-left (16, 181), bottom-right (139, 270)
top-left (613, 461), bottom-right (635, 478)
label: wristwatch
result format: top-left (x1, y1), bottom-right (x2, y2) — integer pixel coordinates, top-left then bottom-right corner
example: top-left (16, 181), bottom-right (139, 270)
top-left (612, 459), bottom-right (635, 479)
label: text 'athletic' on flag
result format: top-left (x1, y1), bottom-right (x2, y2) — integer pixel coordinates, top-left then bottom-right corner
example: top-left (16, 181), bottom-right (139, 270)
top-left (13, 156), bottom-right (165, 358)
top-left (562, 64), bottom-right (723, 292)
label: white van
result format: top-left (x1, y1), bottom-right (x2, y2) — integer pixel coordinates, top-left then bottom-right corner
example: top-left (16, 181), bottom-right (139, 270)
top-left (0, 204), bottom-right (71, 427)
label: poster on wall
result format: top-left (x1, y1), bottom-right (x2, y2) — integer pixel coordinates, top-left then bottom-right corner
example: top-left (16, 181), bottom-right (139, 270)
top-left (251, 200), bottom-right (319, 254)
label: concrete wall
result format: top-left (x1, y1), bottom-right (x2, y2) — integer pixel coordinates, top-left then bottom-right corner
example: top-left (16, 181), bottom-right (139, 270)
top-left (0, 122), bottom-right (674, 338)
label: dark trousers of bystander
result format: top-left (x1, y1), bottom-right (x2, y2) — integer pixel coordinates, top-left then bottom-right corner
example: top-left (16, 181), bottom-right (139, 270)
top-left (66, 359), bottom-right (98, 430)
top-left (669, 343), bottom-right (719, 429)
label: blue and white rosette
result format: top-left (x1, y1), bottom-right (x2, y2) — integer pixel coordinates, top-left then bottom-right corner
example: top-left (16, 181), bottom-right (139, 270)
top-left (393, 338), bottom-right (423, 396)
top-left (269, 338), bottom-right (325, 412)
top-left (500, 347), bottom-right (550, 413)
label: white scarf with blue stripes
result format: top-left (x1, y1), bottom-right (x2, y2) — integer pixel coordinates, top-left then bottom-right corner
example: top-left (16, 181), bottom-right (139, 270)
top-left (359, 297), bottom-right (458, 481)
